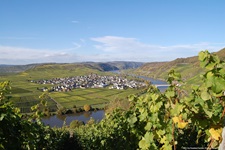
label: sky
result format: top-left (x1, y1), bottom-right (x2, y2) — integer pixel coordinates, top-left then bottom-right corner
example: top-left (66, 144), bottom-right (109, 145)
top-left (0, 0), bottom-right (225, 65)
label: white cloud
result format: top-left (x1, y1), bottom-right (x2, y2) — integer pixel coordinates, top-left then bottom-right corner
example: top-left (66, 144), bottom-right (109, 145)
top-left (0, 45), bottom-right (78, 64)
top-left (91, 36), bottom-right (225, 61)
top-left (0, 36), bottom-right (224, 64)
top-left (91, 36), bottom-right (146, 52)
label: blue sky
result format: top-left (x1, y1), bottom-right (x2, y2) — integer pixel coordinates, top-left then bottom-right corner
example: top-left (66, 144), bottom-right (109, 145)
top-left (0, 0), bottom-right (225, 64)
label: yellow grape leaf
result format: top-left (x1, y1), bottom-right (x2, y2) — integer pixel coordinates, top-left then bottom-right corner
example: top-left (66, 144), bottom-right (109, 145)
top-left (177, 122), bottom-right (188, 129)
top-left (172, 117), bottom-right (179, 124)
top-left (209, 128), bottom-right (222, 141)
top-left (160, 136), bottom-right (167, 144)
top-left (172, 115), bottom-right (188, 129)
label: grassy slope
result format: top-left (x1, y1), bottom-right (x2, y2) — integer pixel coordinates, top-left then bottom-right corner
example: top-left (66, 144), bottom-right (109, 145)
top-left (135, 48), bottom-right (225, 85)
top-left (0, 63), bottom-right (142, 112)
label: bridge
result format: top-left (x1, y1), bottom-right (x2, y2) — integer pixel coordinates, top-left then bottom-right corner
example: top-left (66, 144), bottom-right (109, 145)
top-left (154, 84), bottom-right (169, 87)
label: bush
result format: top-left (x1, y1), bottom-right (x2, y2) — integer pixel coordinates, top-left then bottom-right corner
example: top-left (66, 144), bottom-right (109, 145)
top-left (83, 104), bottom-right (91, 112)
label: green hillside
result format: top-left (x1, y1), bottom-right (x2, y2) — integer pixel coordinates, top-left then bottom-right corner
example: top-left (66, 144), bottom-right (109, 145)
top-left (0, 63), bottom-right (105, 89)
top-left (135, 48), bottom-right (225, 84)
top-left (24, 63), bottom-right (104, 80)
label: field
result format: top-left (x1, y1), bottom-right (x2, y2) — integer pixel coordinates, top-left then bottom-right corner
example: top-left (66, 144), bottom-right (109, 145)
top-left (0, 64), bottom-right (143, 113)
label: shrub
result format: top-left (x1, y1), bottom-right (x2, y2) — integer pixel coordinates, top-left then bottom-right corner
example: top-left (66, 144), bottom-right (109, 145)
top-left (83, 104), bottom-right (91, 112)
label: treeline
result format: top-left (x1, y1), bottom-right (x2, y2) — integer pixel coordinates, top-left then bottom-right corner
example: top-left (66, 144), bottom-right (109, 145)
top-left (1, 50), bottom-right (225, 149)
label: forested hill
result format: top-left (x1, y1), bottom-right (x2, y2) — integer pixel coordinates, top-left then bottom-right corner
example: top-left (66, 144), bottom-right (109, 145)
top-left (135, 47), bottom-right (225, 82)
top-left (0, 61), bottom-right (144, 75)
top-left (83, 61), bottom-right (144, 71)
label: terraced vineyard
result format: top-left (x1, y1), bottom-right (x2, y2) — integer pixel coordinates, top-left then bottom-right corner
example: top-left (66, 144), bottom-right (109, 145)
top-left (49, 88), bottom-right (143, 108)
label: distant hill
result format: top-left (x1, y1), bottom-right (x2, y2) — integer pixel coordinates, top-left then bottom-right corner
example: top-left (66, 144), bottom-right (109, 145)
top-left (22, 63), bottom-right (103, 80)
top-left (135, 47), bottom-right (225, 83)
top-left (83, 61), bottom-right (144, 71)
top-left (0, 64), bottom-right (38, 75)
top-left (0, 61), bottom-right (144, 75)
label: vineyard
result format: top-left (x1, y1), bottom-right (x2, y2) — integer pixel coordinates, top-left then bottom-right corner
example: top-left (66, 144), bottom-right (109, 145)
top-left (1, 50), bottom-right (225, 149)
top-left (12, 95), bottom-right (58, 113)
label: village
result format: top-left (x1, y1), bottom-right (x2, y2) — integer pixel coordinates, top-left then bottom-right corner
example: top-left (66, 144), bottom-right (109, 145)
top-left (31, 74), bottom-right (148, 92)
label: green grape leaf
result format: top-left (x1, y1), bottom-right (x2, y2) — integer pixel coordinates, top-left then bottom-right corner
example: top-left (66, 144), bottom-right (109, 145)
top-left (161, 143), bottom-right (173, 150)
top-left (145, 122), bottom-right (152, 131)
top-left (205, 62), bottom-right (216, 70)
top-left (213, 55), bottom-right (220, 64)
top-left (206, 71), bottom-right (214, 79)
top-left (157, 130), bottom-right (165, 137)
top-left (199, 51), bottom-right (207, 61)
top-left (205, 80), bottom-right (213, 88)
top-left (165, 91), bottom-right (175, 99)
top-left (219, 68), bottom-right (225, 75)
top-left (127, 116), bottom-right (137, 126)
top-left (151, 93), bottom-right (159, 101)
top-left (152, 101), bottom-right (163, 113)
top-left (192, 85), bottom-right (199, 91)
top-left (139, 137), bottom-right (150, 149)
top-left (212, 77), bottom-right (225, 94)
top-left (144, 132), bottom-right (154, 142)
top-left (203, 108), bottom-right (213, 118)
top-left (200, 91), bottom-right (211, 101)
top-left (170, 104), bottom-right (183, 116)
top-left (139, 110), bottom-right (148, 121)
top-left (200, 61), bottom-right (207, 68)
top-left (0, 114), bottom-right (6, 121)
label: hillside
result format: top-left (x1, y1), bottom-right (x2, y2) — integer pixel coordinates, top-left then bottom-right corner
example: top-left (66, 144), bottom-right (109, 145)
top-left (135, 48), bottom-right (225, 83)
top-left (0, 61), bottom-right (143, 75)
top-left (23, 63), bottom-right (105, 80)
top-left (108, 61), bottom-right (144, 70)
top-left (135, 56), bottom-right (200, 81)
top-left (0, 64), bottom-right (37, 75)
top-left (82, 61), bottom-right (143, 71)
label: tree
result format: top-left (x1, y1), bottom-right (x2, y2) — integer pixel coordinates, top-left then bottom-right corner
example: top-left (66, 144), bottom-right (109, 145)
top-left (83, 104), bottom-right (91, 112)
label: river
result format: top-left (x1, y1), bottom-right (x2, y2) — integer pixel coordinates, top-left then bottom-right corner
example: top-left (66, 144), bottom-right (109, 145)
top-left (42, 72), bottom-right (168, 127)
top-left (42, 110), bottom-right (105, 127)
